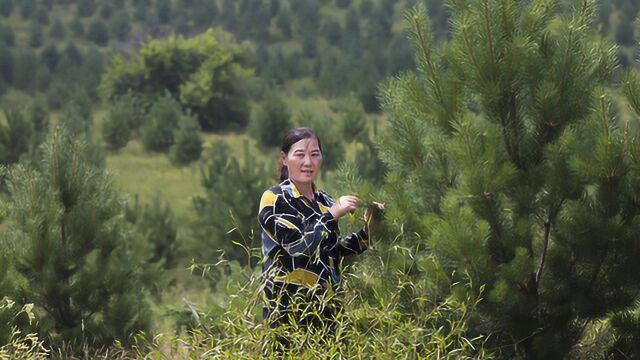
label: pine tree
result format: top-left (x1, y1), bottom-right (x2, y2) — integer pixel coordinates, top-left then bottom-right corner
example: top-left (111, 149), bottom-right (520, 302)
top-left (376, 1), bottom-right (640, 357)
top-left (0, 109), bottom-right (33, 166)
top-left (125, 194), bottom-right (179, 270)
top-left (102, 96), bottom-right (137, 150)
top-left (4, 127), bottom-right (150, 346)
top-left (191, 141), bottom-right (271, 264)
top-left (336, 96), bottom-right (368, 142)
top-left (248, 93), bottom-right (291, 148)
top-left (169, 113), bottom-right (203, 165)
top-left (141, 93), bottom-right (181, 153)
top-left (86, 19), bottom-right (109, 46)
top-left (0, 0), bottom-right (13, 17)
top-left (49, 18), bottom-right (66, 40)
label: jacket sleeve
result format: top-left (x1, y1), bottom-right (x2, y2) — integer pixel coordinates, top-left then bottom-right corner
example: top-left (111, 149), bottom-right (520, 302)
top-left (258, 190), bottom-right (339, 257)
top-left (337, 227), bottom-right (370, 256)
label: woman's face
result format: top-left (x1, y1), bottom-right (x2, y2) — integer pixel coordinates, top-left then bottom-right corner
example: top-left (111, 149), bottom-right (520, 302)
top-left (282, 137), bottom-right (322, 186)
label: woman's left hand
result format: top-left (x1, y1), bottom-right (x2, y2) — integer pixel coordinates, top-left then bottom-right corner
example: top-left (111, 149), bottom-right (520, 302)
top-left (364, 202), bottom-right (385, 230)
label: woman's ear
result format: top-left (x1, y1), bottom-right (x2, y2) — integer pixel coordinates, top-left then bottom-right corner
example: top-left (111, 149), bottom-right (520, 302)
top-left (280, 151), bottom-right (287, 166)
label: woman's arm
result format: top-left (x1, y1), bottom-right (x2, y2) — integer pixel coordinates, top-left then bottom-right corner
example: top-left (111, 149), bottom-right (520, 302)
top-left (258, 190), bottom-right (338, 257)
top-left (337, 202), bottom-right (384, 256)
top-left (338, 228), bottom-right (370, 256)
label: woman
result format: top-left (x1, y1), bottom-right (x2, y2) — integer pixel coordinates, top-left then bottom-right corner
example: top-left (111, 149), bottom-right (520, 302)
top-left (258, 127), bottom-right (383, 329)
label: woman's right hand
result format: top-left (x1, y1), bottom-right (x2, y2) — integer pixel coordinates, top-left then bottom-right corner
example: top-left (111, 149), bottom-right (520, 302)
top-left (329, 195), bottom-right (359, 220)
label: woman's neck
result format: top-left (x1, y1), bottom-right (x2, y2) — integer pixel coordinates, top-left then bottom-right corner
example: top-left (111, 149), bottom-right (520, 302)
top-left (291, 179), bottom-right (314, 200)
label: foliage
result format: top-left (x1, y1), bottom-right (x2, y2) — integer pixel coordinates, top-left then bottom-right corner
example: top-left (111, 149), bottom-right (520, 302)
top-left (336, 96), bottom-right (368, 143)
top-left (125, 194), bottom-right (179, 271)
top-left (0, 109), bottom-right (33, 167)
top-left (0, 298), bottom-right (49, 359)
top-left (141, 92), bottom-right (182, 153)
top-left (169, 113), bottom-right (202, 166)
top-left (117, 241), bottom-right (490, 359)
top-left (248, 93), bottom-right (291, 148)
top-left (191, 141), bottom-right (271, 264)
top-left (86, 19), bottom-right (109, 46)
top-left (101, 28), bottom-right (253, 132)
top-left (0, 0), bottom-right (13, 17)
top-left (59, 91), bottom-right (93, 136)
top-left (102, 93), bottom-right (142, 150)
top-left (374, 1), bottom-right (640, 357)
top-left (296, 111), bottom-right (345, 173)
top-left (4, 127), bottom-right (150, 346)
top-left (109, 11), bottom-right (131, 41)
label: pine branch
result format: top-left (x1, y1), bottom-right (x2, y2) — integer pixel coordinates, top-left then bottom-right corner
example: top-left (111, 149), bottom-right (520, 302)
top-left (481, 0), bottom-right (496, 82)
top-left (406, 6), bottom-right (454, 130)
top-left (534, 220), bottom-right (550, 287)
top-left (460, 24), bottom-right (488, 86)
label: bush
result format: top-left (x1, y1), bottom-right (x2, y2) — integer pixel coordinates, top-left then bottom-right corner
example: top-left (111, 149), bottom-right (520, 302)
top-left (336, 96), bottom-right (368, 142)
top-left (49, 18), bottom-right (66, 40)
top-left (0, 0), bottom-right (13, 17)
top-left (141, 93), bottom-right (182, 152)
top-left (101, 96), bottom-right (139, 150)
top-left (191, 141), bottom-right (271, 263)
top-left (615, 16), bottom-right (635, 46)
top-left (12, 49), bottom-right (37, 92)
top-left (0, 109), bottom-right (33, 166)
top-left (249, 94), bottom-right (291, 148)
top-left (120, 243), bottom-right (489, 358)
top-left (27, 22), bottom-right (42, 48)
top-left (70, 17), bottom-right (84, 38)
top-left (40, 43), bottom-right (59, 71)
top-left (86, 19), bottom-right (109, 46)
top-left (296, 111), bottom-right (344, 172)
top-left (59, 92), bottom-right (93, 136)
top-left (101, 29), bottom-right (252, 132)
top-left (109, 10), bottom-right (130, 41)
top-left (321, 16), bottom-right (342, 45)
top-left (19, 0), bottom-right (34, 19)
top-left (76, 0), bottom-right (95, 17)
top-left (0, 45), bottom-right (12, 84)
top-left (4, 127), bottom-right (150, 346)
top-left (169, 114), bottom-right (202, 165)
top-left (0, 298), bottom-right (49, 359)
top-left (125, 195), bottom-right (179, 270)
top-left (34, 6), bottom-right (48, 25)
top-left (0, 24), bottom-right (14, 46)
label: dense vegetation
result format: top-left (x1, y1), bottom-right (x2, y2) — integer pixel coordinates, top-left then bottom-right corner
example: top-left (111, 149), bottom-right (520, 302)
top-left (1, 0), bottom-right (640, 358)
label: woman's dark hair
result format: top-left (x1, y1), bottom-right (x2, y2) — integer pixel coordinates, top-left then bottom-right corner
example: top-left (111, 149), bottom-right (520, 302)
top-left (278, 127), bottom-right (322, 182)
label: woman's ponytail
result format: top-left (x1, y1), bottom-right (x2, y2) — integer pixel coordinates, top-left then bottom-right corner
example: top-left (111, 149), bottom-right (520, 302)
top-left (278, 164), bottom-right (289, 182)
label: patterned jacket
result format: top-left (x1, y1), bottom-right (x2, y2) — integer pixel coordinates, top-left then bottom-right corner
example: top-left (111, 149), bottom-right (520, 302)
top-left (258, 179), bottom-right (369, 293)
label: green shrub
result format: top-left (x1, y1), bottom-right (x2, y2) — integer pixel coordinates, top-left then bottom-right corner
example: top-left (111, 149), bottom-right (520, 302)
top-left (0, 298), bottom-right (48, 359)
top-left (102, 96), bottom-right (138, 150)
top-left (0, 109), bottom-right (33, 166)
top-left (141, 93), bottom-right (182, 153)
top-left (336, 96), bottom-right (367, 143)
top-left (86, 19), bottom-right (109, 46)
top-left (101, 29), bottom-right (252, 132)
top-left (0, 0), bottom-right (13, 17)
top-left (249, 93), bottom-right (291, 148)
top-left (120, 241), bottom-right (490, 359)
top-left (4, 127), bottom-right (150, 346)
top-left (169, 113), bottom-right (202, 165)
top-left (49, 18), bottom-right (65, 40)
top-left (191, 141), bottom-right (271, 264)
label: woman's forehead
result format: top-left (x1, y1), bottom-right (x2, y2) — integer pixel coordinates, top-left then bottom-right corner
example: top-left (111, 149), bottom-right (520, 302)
top-left (290, 138), bottom-right (320, 151)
